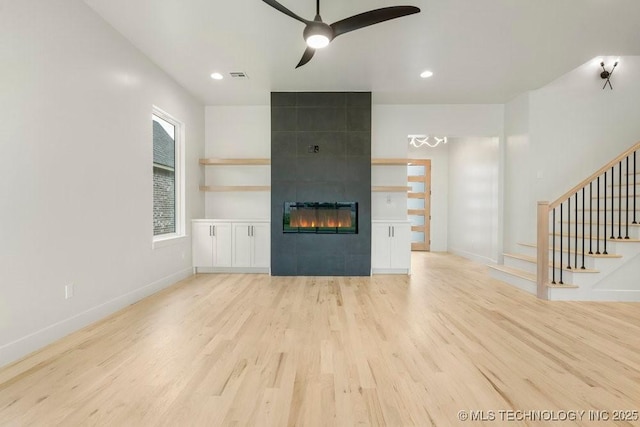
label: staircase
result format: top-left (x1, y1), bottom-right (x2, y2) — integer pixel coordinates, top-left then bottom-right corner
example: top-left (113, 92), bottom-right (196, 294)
top-left (490, 142), bottom-right (640, 301)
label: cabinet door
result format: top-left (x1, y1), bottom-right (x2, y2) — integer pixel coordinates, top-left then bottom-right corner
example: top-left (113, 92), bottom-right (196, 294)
top-left (251, 223), bottom-right (270, 268)
top-left (213, 223), bottom-right (232, 267)
top-left (192, 222), bottom-right (213, 267)
top-left (232, 223), bottom-right (252, 267)
top-left (390, 224), bottom-right (411, 270)
top-left (371, 223), bottom-right (392, 269)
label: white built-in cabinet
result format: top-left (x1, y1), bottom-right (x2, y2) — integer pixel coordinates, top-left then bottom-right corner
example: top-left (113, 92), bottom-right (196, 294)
top-left (371, 220), bottom-right (411, 274)
top-left (192, 219), bottom-right (270, 273)
top-left (192, 221), bottom-right (232, 268)
top-left (232, 222), bottom-right (270, 269)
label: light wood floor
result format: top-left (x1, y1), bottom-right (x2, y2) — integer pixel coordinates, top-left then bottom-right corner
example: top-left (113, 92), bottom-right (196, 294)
top-left (1, 253), bottom-right (640, 426)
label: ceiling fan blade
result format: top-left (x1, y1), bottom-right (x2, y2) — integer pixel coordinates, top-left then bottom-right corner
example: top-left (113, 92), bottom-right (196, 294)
top-left (330, 6), bottom-right (420, 38)
top-left (262, 0), bottom-right (310, 25)
top-left (296, 47), bottom-right (316, 68)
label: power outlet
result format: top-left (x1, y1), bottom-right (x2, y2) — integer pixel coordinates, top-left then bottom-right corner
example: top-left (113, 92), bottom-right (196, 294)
top-left (65, 284), bottom-right (74, 299)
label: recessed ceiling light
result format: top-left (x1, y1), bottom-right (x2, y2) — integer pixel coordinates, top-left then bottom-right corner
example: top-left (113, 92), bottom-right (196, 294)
top-left (420, 70), bottom-right (434, 79)
top-left (210, 72), bottom-right (224, 80)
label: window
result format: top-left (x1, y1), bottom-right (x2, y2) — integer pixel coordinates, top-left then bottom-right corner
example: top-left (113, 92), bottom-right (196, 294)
top-left (152, 107), bottom-right (184, 243)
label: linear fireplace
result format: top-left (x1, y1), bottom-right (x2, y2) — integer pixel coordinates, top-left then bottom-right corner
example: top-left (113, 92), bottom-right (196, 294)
top-left (283, 202), bottom-right (358, 234)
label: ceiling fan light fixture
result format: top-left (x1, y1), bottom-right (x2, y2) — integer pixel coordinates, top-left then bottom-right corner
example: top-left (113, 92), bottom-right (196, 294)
top-left (306, 34), bottom-right (330, 49)
top-left (262, 0), bottom-right (420, 67)
top-left (303, 22), bottom-right (333, 49)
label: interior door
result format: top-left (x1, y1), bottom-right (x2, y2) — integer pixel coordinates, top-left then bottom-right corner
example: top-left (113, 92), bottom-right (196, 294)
top-left (407, 160), bottom-right (431, 251)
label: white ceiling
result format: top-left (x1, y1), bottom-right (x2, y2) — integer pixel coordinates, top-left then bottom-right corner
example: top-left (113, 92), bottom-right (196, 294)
top-left (83, 0), bottom-right (640, 105)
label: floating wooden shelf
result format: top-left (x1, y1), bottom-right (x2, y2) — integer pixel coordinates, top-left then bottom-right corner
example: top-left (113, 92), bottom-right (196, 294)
top-left (372, 186), bottom-right (411, 192)
top-left (200, 185), bottom-right (271, 192)
top-left (371, 158), bottom-right (410, 165)
top-left (199, 158), bottom-right (270, 165)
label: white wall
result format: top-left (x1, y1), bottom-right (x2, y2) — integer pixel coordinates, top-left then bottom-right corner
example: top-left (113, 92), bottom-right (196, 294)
top-left (0, 0), bottom-right (204, 367)
top-left (371, 106), bottom-right (410, 222)
top-left (372, 104), bottom-right (504, 252)
top-left (447, 138), bottom-right (500, 263)
top-left (503, 93), bottom-right (534, 252)
top-left (530, 56), bottom-right (640, 202)
top-left (503, 56), bottom-right (640, 253)
top-left (204, 106), bottom-right (270, 219)
top-left (202, 104), bottom-right (504, 254)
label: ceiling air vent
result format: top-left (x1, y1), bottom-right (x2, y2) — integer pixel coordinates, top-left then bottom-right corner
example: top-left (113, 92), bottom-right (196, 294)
top-left (229, 72), bottom-right (248, 79)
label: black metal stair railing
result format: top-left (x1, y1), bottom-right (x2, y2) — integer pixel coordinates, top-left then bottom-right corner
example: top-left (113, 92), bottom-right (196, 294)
top-left (538, 142), bottom-right (640, 297)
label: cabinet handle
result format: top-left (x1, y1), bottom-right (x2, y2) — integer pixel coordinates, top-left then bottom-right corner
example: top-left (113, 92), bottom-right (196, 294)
top-left (248, 226), bottom-right (250, 237)
top-left (392, 226), bottom-right (395, 238)
top-left (212, 225), bottom-right (215, 237)
top-left (209, 225), bottom-right (212, 236)
top-left (388, 226), bottom-right (391, 237)
top-left (251, 226), bottom-right (254, 237)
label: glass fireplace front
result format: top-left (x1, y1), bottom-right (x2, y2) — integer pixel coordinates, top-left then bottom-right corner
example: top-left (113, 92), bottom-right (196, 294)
top-left (283, 202), bottom-right (358, 234)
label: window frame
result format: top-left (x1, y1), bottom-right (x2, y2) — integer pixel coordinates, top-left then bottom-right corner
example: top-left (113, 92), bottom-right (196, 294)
top-left (152, 105), bottom-right (186, 248)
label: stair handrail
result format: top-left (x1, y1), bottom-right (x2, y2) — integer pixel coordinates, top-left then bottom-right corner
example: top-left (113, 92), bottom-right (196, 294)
top-left (549, 141), bottom-right (640, 209)
top-left (538, 140), bottom-right (640, 299)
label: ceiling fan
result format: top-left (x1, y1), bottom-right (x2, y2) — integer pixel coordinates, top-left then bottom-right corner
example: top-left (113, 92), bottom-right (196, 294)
top-left (262, 0), bottom-right (421, 68)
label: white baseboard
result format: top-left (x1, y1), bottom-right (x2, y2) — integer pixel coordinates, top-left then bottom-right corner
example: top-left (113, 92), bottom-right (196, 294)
top-left (549, 288), bottom-right (640, 302)
top-left (449, 248), bottom-right (497, 265)
top-left (591, 289), bottom-right (640, 302)
top-left (0, 268), bottom-right (193, 369)
top-left (195, 267), bottom-right (270, 274)
top-left (371, 268), bottom-right (410, 275)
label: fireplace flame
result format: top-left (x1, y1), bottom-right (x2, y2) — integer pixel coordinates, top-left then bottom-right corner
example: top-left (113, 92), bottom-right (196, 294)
top-left (290, 208), bottom-right (352, 228)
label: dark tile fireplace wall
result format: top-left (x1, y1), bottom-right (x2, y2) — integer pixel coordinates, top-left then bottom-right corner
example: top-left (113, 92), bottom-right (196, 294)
top-left (271, 92), bottom-right (372, 276)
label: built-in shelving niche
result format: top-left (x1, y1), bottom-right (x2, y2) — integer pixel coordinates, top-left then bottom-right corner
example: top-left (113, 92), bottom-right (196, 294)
top-left (198, 158), bottom-right (411, 192)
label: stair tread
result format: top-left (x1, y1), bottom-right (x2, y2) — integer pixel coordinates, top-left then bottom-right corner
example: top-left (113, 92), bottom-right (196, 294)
top-left (576, 209), bottom-right (640, 211)
top-left (503, 253), bottom-right (536, 263)
top-left (590, 195), bottom-right (640, 198)
top-left (549, 233), bottom-right (640, 242)
top-left (503, 253), bottom-right (599, 273)
top-left (559, 221), bottom-right (640, 227)
top-left (517, 243), bottom-right (623, 258)
top-left (489, 264), bottom-right (535, 282)
top-left (490, 264), bottom-right (578, 288)
top-left (547, 283), bottom-right (579, 289)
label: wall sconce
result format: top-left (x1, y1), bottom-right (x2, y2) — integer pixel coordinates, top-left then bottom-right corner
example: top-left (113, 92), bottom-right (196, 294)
top-left (408, 135), bottom-right (448, 148)
top-left (600, 59), bottom-right (618, 90)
